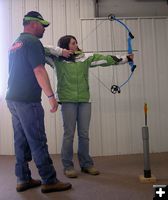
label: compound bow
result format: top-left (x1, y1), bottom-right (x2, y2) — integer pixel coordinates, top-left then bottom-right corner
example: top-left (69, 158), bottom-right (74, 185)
top-left (108, 14), bottom-right (136, 94)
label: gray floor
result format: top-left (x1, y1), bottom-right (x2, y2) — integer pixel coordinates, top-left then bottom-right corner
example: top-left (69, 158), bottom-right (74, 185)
top-left (0, 153), bottom-right (168, 200)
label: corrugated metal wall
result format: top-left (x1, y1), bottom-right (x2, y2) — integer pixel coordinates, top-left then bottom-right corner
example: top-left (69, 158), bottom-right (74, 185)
top-left (0, 0), bottom-right (95, 155)
top-left (0, 0), bottom-right (168, 156)
top-left (80, 17), bottom-right (168, 156)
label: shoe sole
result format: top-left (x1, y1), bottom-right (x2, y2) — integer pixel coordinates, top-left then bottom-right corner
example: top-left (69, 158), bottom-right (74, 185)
top-left (81, 170), bottom-right (100, 175)
top-left (65, 176), bottom-right (78, 178)
top-left (41, 185), bottom-right (72, 193)
top-left (64, 174), bottom-right (78, 178)
top-left (16, 183), bottom-right (41, 192)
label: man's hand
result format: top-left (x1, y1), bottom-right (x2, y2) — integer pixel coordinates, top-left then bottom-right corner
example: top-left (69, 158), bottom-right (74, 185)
top-left (62, 49), bottom-right (73, 58)
top-left (49, 97), bottom-right (58, 113)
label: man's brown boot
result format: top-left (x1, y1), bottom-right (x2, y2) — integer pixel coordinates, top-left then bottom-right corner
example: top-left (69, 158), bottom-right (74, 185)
top-left (41, 181), bottom-right (72, 193)
top-left (16, 178), bottom-right (41, 192)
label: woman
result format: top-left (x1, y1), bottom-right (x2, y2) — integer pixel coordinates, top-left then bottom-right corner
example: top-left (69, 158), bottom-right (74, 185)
top-left (45, 35), bottom-right (134, 178)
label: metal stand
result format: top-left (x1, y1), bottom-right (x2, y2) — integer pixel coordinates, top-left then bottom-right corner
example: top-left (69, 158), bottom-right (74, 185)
top-left (139, 103), bottom-right (156, 183)
top-left (142, 126), bottom-right (151, 178)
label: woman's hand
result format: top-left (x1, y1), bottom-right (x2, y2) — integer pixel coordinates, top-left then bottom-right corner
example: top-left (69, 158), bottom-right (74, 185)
top-left (127, 54), bottom-right (134, 61)
top-left (62, 49), bottom-right (73, 58)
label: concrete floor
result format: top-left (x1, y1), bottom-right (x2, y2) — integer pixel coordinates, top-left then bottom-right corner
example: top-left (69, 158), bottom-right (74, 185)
top-left (0, 153), bottom-right (168, 200)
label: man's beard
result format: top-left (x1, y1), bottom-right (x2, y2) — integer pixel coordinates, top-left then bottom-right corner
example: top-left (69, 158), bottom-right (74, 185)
top-left (37, 32), bottom-right (44, 38)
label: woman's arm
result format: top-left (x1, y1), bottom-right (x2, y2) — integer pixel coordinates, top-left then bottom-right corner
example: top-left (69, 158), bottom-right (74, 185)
top-left (45, 46), bottom-right (73, 58)
top-left (45, 47), bottom-right (73, 68)
top-left (87, 53), bottom-right (133, 68)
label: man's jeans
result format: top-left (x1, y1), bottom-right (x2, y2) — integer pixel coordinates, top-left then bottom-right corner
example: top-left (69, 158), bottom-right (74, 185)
top-left (61, 102), bottom-right (93, 170)
top-left (6, 100), bottom-right (58, 184)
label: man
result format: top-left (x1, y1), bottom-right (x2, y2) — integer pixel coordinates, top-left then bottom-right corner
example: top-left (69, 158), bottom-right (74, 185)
top-left (6, 11), bottom-right (72, 193)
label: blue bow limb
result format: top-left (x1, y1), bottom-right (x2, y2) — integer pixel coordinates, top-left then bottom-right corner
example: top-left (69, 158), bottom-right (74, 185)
top-left (108, 15), bottom-right (136, 94)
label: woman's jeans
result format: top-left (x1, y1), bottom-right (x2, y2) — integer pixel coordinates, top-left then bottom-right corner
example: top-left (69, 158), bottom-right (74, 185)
top-left (6, 100), bottom-right (58, 184)
top-left (61, 102), bottom-right (93, 170)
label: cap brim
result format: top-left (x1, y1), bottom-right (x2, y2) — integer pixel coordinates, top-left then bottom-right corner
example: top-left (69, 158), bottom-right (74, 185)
top-left (38, 19), bottom-right (50, 27)
top-left (24, 16), bottom-right (50, 27)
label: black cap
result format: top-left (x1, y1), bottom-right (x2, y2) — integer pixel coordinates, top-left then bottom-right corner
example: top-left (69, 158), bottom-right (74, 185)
top-left (23, 11), bottom-right (50, 27)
